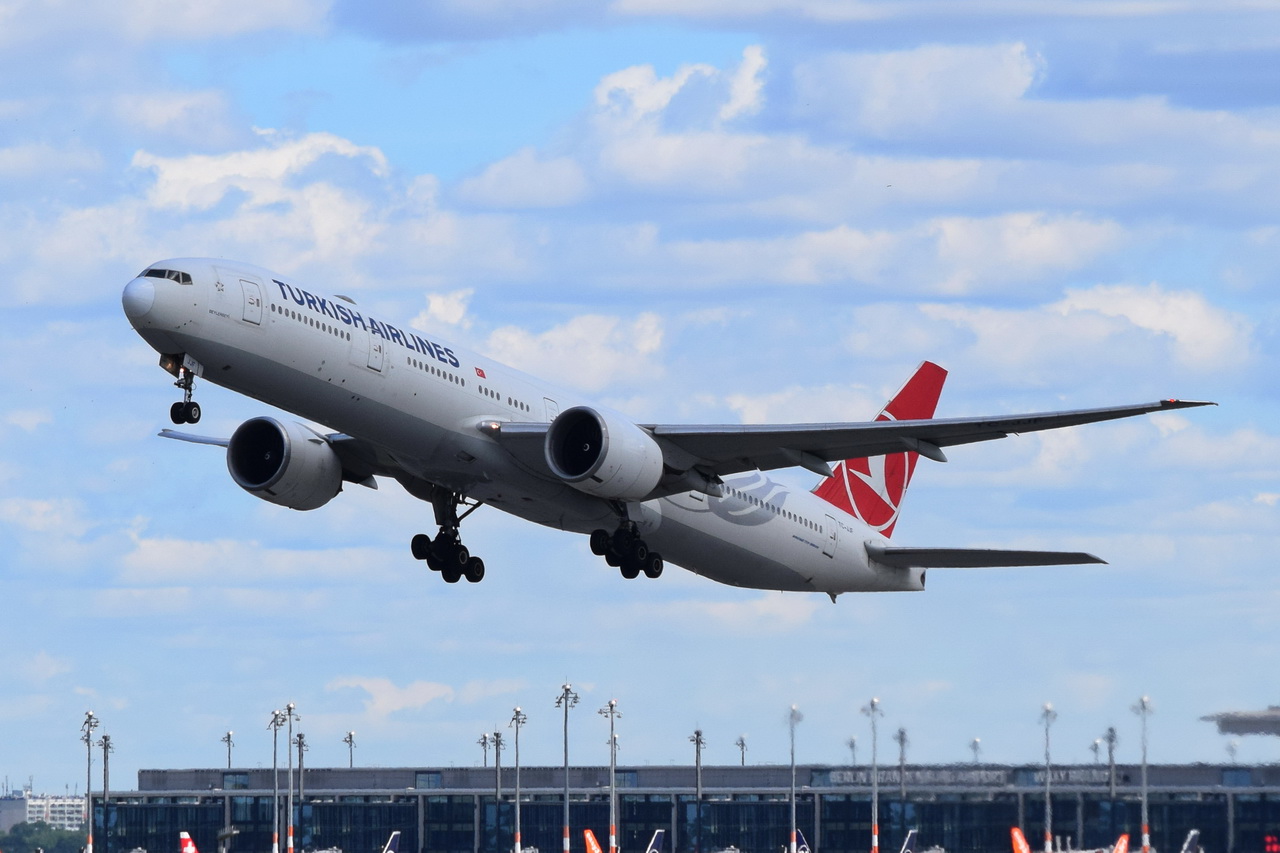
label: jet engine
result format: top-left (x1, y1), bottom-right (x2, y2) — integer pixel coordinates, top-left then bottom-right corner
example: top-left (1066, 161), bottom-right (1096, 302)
top-left (226, 417), bottom-right (343, 510)
top-left (545, 406), bottom-right (664, 501)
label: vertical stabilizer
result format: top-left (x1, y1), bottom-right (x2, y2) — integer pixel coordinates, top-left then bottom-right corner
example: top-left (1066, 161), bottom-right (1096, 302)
top-left (381, 832), bottom-right (401, 853)
top-left (897, 829), bottom-right (917, 853)
top-left (1011, 828), bottom-right (1032, 853)
top-left (585, 830), bottom-right (604, 853)
top-left (644, 830), bottom-right (666, 853)
top-left (180, 833), bottom-right (199, 853)
top-left (797, 829), bottom-right (812, 853)
top-left (813, 361), bottom-right (947, 538)
top-left (1113, 835), bottom-right (1131, 853)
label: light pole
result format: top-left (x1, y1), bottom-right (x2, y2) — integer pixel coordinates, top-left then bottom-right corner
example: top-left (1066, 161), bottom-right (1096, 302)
top-left (735, 736), bottom-right (747, 767)
top-left (1041, 703), bottom-right (1057, 853)
top-left (285, 703), bottom-right (300, 853)
top-left (1133, 696), bottom-right (1154, 853)
top-left (971, 738), bottom-right (981, 765)
top-left (479, 733), bottom-right (491, 768)
top-left (847, 737), bottom-right (857, 769)
top-left (343, 732), bottom-right (356, 769)
top-left (98, 733), bottom-right (113, 853)
top-left (222, 732), bottom-right (235, 769)
top-left (893, 727), bottom-right (908, 801)
top-left (789, 706), bottom-right (803, 853)
top-left (690, 729), bottom-right (705, 853)
top-left (294, 732), bottom-right (308, 845)
top-left (1090, 739), bottom-right (1101, 765)
top-left (556, 684), bottom-right (579, 853)
top-left (511, 707), bottom-right (527, 853)
top-left (1105, 727), bottom-right (1118, 799)
top-left (493, 730), bottom-right (504, 853)
top-left (862, 698), bottom-right (883, 853)
top-left (269, 709), bottom-right (287, 853)
top-left (599, 700), bottom-right (621, 853)
top-left (81, 711), bottom-right (99, 853)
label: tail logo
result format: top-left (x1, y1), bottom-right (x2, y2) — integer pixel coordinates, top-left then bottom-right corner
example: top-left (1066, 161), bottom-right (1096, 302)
top-left (838, 435), bottom-right (916, 536)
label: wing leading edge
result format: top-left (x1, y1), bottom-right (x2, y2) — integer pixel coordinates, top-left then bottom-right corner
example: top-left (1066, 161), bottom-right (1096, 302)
top-left (865, 541), bottom-right (1105, 569)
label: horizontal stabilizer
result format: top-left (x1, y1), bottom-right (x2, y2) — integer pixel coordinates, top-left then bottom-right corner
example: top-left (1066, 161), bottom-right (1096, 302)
top-left (866, 542), bottom-right (1105, 568)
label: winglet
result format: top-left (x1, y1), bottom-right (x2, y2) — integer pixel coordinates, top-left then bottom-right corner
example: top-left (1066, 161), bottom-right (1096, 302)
top-left (813, 361), bottom-right (947, 538)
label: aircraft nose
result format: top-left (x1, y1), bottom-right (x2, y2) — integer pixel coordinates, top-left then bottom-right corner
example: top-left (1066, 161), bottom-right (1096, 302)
top-left (122, 276), bottom-right (155, 322)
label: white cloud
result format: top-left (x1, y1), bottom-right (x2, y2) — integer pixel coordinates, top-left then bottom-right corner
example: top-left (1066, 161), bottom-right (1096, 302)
top-left (412, 289), bottom-right (475, 330)
top-left (457, 147), bottom-right (589, 208)
top-left (5, 409), bottom-right (52, 431)
top-left (485, 312), bottom-right (665, 392)
top-left (327, 676), bottom-right (454, 717)
top-left (0, 497), bottom-right (93, 537)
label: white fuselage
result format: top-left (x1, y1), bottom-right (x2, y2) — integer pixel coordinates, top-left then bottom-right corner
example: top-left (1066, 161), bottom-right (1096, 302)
top-left (123, 258), bottom-right (924, 596)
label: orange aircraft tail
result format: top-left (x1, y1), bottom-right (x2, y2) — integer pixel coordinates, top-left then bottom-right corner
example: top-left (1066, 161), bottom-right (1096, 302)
top-left (1011, 828), bottom-right (1033, 853)
top-left (584, 829), bottom-right (604, 853)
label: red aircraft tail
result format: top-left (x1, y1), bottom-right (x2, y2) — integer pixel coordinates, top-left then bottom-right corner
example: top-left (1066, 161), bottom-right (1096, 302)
top-left (812, 361), bottom-right (947, 538)
top-left (180, 833), bottom-right (199, 853)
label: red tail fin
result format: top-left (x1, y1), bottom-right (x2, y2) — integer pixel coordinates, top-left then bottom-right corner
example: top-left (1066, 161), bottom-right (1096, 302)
top-left (813, 361), bottom-right (947, 538)
top-left (1011, 828), bottom-right (1032, 853)
top-left (180, 833), bottom-right (199, 853)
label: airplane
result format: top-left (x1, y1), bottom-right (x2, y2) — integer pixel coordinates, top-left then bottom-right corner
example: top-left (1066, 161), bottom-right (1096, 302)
top-left (1011, 827), bottom-right (1129, 853)
top-left (121, 259), bottom-right (1213, 598)
top-left (180, 832), bottom-right (199, 853)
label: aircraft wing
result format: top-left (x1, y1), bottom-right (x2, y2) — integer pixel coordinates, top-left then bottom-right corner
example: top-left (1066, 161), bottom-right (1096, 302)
top-left (865, 542), bottom-right (1105, 568)
top-left (646, 398), bottom-right (1213, 478)
top-left (491, 398), bottom-right (1212, 486)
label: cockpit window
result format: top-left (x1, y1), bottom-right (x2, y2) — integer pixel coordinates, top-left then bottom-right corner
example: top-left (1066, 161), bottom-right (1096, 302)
top-left (142, 267), bottom-right (193, 285)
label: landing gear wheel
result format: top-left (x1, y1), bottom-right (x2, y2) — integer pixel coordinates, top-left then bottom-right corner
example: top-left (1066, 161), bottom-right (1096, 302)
top-left (632, 539), bottom-right (649, 563)
top-left (170, 402), bottom-right (185, 424)
top-left (620, 560), bottom-right (641, 580)
top-left (183, 401), bottom-right (201, 424)
top-left (411, 533), bottom-right (432, 562)
top-left (605, 551), bottom-right (621, 568)
top-left (464, 556), bottom-right (485, 583)
top-left (590, 529), bottom-right (610, 556)
top-left (643, 553), bottom-right (664, 579)
top-left (441, 565), bottom-right (462, 583)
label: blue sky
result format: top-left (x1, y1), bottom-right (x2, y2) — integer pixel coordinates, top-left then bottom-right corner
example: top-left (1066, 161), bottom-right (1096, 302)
top-left (2, 0), bottom-right (1278, 794)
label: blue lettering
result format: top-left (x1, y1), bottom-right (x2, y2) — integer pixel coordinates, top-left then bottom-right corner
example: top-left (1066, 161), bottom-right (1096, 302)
top-left (335, 304), bottom-right (353, 325)
top-left (412, 334), bottom-right (435, 357)
top-left (303, 292), bottom-right (320, 312)
top-left (388, 326), bottom-right (407, 347)
top-left (316, 297), bottom-right (337, 320)
top-left (441, 347), bottom-right (460, 368)
top-left (348, 310), bottom-right (367, 331)
top-left (369, 319), bottom-right (387, 339)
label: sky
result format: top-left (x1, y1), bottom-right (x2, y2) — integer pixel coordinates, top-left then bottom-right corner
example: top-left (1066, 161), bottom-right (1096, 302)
top-left (1, 0), bottom-right (1279, 796)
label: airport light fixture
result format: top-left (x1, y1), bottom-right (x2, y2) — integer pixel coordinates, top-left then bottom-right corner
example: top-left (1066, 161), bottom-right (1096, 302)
top-left (690, 728), bottom-right (705, 853)
top-left (222, 732), bottom-right (235, 769)
top-left (789, 706), bottom-right (803, 853)
top-left (847, 736), bottom-right (856, 769)
top-left (971, 738), bottom-right (981, 765)
top-left (1133, 696), bottom-right (1154, 853)
top-left (510, 707), bottom-right (528, 853)
top-left (599, 700), bottom-right (621, 853)
top-left (1041, 703), bottom-right (1057, 853)
top-left (862, 698), bottom-right (883, 853)
top-left (1104, 727), bottom-right (1118, 798)
top-left (893, 727), bottom-right (908, 801)
top-left (285, 703), bottom-right (300, 853)
top-left (736, 735), bottom-right (748, 767)
top-left (555, 683), bottom-right (579, 853)
top-left (294, 733), bottom-right (309, 825)
top-left (493, 730), bottom-right (504, 846)
top-left (479, 733), bottom-right (490, 768)
top-left (98, 733), bottom-right (113, 853)
top-left (1090, 739), bottom-right (1101, 765)
top-left (343, 731), bottom-right (356, 768)
top-left (81, 711), bottom-right (99, 853)
top-left (268, 708), bottom-right (288, 853)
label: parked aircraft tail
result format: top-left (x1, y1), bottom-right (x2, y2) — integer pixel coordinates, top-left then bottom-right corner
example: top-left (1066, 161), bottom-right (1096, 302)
top-left (1011, 828), bottom-right (1033, 853)
top-left (812, 361), bottom-right (947, 537)
top-left (180, 833), bottom-right (199, 853)
top-left (585, 830), bottom-right (604, 853)
top-left (1179, 830), bottom-right (1201, 853)
top-left (644, 830), bottom-right (666, 853)
top-left (897, 828), bottom-right (918, 853)
top-left (1113, 835), bottom-right (1130, 853)
top-left (381, 832), bottom-right (402, 853)
top-left (797, 828), bottom-right (812, 853)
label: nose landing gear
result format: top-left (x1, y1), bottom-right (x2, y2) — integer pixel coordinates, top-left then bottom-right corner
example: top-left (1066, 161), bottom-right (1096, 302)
top-left (166, 357), bottom-right (201, 424)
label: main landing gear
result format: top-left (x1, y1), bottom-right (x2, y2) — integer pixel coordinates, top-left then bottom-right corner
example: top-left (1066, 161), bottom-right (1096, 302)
top-left (411, 490), bottom-right (486, 583)
top-left (590, 522), bottom-right (663, 580)
top-left (169, 365), bottom-right (201, 424)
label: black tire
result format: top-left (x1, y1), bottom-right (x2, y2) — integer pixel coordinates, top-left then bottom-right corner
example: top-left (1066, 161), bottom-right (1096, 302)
top-left (605, 551), bottom-right (621, 568)
top-left (620, 560), bottom-right (640, 580)
top-left (464, 556), bottom-right (486, 583)
top-left (411, 533), bottom-right (432, 561)
top-left (643, 553), bottom-right (664, 579)
top-left (590, 529), bottom-right (610, 556)
top-left (442, 565), bottom-right (462, 583)
top-left (184, 401), bottom-right (201, 423)
top-left (632, 539), bottom-right (649, 563)
top-left (454, 544), bottom-right (470, 565)
top-left (170, 402), bottom-right (185, 424)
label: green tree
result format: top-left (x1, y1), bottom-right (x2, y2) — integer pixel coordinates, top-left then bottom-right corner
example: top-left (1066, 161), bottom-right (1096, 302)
top-left (0, 821), bottom-right (86, 853)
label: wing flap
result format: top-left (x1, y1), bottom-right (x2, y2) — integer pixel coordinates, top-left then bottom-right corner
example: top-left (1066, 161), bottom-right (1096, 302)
top-left (866, 542), bottom-right (1106, 568)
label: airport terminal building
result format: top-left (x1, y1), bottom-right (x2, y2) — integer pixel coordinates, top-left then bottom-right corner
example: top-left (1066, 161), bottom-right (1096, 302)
top-left (92, 763), bottom-right (1280, 853)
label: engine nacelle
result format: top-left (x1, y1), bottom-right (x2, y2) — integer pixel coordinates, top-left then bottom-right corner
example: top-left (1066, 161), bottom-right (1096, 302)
top-left (227, 417), bottom-right (342, 511)
top-left (545, 406), bottom-right (664, 501)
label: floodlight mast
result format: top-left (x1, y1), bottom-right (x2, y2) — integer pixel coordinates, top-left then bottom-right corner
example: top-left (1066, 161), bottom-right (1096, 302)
top-left (1133, 696), bottom-right (1154, 853)
top-left (893, 727), bottom-right (908, 801)
top-left (493, 730), bottom-right (504, 847)
top-left (1041, 703), bottom-right (1058, 853)
top-left (343, 732), bottom-right (356, 769)
top-left (555, 684), bottom-right (579, 853)
top-left (862, 698), bottom-right (883, 853)
top-left (510, 708), bottom-right (528, 853)
top-left (789, 706), bottom-right (803, 853)
top-left (98, 733), bottom-right (113, 853)
top-left (81, 711), bottom-right (99, 853)
top-left (599, 700), bottom-right (621, 853)
top-left (268, 709), bottom-right (287, 853)
top-left (222, 732), bottom-right (235, 769)
top-left (285, 704), bottom-right (300, 853)
top-left (690, 729), bottom-right (705, 853)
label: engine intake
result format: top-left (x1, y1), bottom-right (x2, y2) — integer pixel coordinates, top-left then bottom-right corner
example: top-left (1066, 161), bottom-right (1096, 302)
top-left (227, 417), bottom-right (343, 511)
top-left (545, 406), bottom-right (663, 501)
